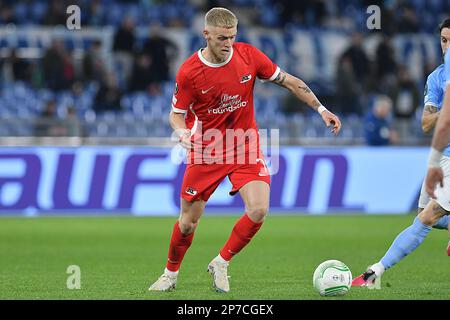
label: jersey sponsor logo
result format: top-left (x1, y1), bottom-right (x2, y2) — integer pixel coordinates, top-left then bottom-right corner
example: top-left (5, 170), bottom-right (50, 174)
top-left (201, 86), bottom-right (215, 94)
top-left (185, 187), bottom-right (197, 196)
top-left (240, 74), bottom-right (252, 83)
top-left (207, 93), bottom-right (248, 114)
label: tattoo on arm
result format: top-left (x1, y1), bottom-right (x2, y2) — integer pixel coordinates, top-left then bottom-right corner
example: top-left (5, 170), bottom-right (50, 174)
top-left (298, 85), bottom-right (311, 94)
top-left (273, 72), bottom-right (286, 85)
top-left (312, 99), bottom-right (321, 108)
top-left (424, 105), bottom-right (438, 114)
top-left (312, 99), bottom-right (322, 111)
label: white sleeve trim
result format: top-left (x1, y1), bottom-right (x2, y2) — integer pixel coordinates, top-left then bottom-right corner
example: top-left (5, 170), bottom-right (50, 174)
top-left (260, 66), bottom-right (280, 83)
top-left (424, 101), bottom-right (439, 108)
top-left (172, 106), bottom-right (187, 114)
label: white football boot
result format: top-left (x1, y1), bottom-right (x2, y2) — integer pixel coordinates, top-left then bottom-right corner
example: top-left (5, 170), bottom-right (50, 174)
top-left (207, 257), bottom-right (230, 293)
top-left (148, 270), bottom-right (177, 291)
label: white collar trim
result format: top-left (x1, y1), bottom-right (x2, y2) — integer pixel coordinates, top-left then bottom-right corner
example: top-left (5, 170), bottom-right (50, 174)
top-left (198, 47), bottom-right (233, 67)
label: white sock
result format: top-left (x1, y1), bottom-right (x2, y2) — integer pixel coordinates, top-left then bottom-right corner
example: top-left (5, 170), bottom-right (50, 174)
top-left (164, 268), bottom-right (178, 277)
top-left (215, 254), bottom-right (229, 264)
top-left (371, 262), bottom-right (385, 277)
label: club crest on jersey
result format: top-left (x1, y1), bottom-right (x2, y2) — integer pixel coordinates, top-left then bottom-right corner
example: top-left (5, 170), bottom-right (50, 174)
top-left (185, 187), bottom-right (197, 196)
top-left (240, 74), bottom-right (252, 83)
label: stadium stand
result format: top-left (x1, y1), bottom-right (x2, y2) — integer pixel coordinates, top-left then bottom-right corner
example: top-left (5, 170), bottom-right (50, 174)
top-left (0, 0), bottom-right (447, 145)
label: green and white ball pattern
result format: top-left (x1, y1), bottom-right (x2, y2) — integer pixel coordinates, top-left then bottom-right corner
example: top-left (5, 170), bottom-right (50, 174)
top-left (313, 260), bottom-right (352, 296)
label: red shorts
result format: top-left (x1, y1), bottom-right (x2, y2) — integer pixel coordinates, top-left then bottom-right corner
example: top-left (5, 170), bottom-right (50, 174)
top-left (181, 158), bottom-right (271, 202)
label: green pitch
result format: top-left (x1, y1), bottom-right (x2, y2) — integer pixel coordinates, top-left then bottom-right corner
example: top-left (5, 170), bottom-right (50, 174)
top-left (0, 214), bottom-right (448, 300)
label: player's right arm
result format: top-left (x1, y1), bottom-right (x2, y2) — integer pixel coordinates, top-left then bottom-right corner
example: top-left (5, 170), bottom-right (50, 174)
top-left (169, 111), bottom-right (191, 149)
top-left (170, 68), bottom-right (194, 149)
top-left (421, 105), bottom-right (439, 134)
top-left (422, 71), bottom-right (442, 134)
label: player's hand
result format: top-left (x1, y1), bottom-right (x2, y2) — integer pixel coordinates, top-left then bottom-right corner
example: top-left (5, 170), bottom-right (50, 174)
top-left (177, 128), bottom-right (192, 150)
top-left (321, 110), bottom-right (341, 136)
top-left (425, 167), bottom-right (444, 199)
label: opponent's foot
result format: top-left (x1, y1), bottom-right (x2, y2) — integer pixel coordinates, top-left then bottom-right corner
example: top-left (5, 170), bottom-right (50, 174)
top-left (352, 263), bottom-right (383, 289)
top-left (207, 258), bottom-right (230, 293)
top-left (148, 273), bottom-right (177, 291)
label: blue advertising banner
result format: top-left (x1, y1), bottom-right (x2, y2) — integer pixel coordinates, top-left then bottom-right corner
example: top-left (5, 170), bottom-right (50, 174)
top-left (0, 146), bottom-right (428, 216)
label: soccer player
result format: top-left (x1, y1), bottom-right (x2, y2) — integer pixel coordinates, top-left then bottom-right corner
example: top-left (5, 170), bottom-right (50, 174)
top-left (148, 7), bottom-right (341, 292)
top-left (352, 19), bottom-right (450, 288)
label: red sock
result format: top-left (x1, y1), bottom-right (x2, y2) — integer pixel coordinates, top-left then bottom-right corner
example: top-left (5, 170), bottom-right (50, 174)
top-left (166, 221), bottom-right (194, 272)
top-left (219, 213), bottom-right (263, 261)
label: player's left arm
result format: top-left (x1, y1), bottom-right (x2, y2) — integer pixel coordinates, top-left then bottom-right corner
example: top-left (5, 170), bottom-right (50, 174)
top-left (272, 70), bottom-right (341, 135)
top-left (426, 49), bottom-right (450, 197)
top-left (426, 84), bottom-right (450, 198)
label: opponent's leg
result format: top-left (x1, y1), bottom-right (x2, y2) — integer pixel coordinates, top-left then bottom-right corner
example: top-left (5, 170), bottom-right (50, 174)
top-left (149, 199), bottom-right (206, 291)
top-left (353, 199), bottom-right (447, 287)
top-left (418, 178), bottom-right (449, 255)
top-left (208, 181), bottom-right (269, 292)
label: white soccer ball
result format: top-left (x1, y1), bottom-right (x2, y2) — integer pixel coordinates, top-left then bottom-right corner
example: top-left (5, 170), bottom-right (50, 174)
top-left (313, 259), bottom-right (352, 296)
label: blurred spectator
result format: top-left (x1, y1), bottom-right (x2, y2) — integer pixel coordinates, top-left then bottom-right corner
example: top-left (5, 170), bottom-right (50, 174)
top-left (113, 16), bottom-right (136, 88)
top-left (43, 0), bottom-right (67, 26)
top-left (34, 100), bottom-right (66, 136)
top-left (0, 5), bottom-right (16, 24)
top-left (278, 0), bottom-right (308, 27)
top-left (142, 23), bottom-right (178, 84)
top-left (29, 62), bottom-right (44, 88)
top-left (389, 65), bottom-right (420, 119)
top-left (94, 72), bottom-right (123, 112)
top-left (62, 51), bottom-right (75, 88)
top-left (3, 49), bottom-right (31, 83)
top-left (42, 40), bottom-right (72, 91)
top-left (340, 32), bottom-right (370, 83)
top-left (85, 0), bottom-right (105, 26)
top-left (64, 106), bottom-right (83, 136)
top-left (129, 52), bottom-right (154, 92)
top-left (364, 95), bottom-right (399, 146)
top-left (335, 54), bottom-right (361, 115)
top-left (374, 34), bottom-right (398, 93)
top-left (397, 4), bottom-right (419, 34)
top-left (83, 40), bottom-right (107, 83)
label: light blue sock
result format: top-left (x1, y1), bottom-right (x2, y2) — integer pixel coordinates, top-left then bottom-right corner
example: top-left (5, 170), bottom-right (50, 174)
top-left (380, 217), bottom-right (432, 270)
top-left (433, 215), bottom-right (449, 230)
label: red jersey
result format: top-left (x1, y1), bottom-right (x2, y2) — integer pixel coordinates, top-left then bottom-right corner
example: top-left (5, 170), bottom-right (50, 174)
top-left (171, 42), bottom-right (279, 164)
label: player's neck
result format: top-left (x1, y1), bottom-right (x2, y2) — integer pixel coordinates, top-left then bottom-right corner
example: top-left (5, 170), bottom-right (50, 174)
top-left (201, 47), bottom-right (229, 64)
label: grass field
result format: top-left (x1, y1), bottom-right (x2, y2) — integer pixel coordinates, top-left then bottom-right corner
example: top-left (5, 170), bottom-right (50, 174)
top-left (0, 214), bottom-right (449, 300)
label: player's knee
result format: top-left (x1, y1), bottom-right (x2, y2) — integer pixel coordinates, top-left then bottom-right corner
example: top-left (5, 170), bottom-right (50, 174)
top-left (178, 219), bottom-right (198, 235)
top-left (247, 206), bottom-right (268, 222)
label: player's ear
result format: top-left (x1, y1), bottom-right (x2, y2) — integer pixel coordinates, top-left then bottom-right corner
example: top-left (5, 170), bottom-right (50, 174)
top-left (203, 29), bottom-right (209, 40)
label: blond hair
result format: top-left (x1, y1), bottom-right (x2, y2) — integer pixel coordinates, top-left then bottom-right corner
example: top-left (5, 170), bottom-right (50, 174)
top-left (205, 7), bottom-right (238, 28)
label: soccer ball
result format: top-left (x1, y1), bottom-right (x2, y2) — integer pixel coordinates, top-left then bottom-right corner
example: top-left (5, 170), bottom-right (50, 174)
top-left (313, 260), bottom-right (352, 296)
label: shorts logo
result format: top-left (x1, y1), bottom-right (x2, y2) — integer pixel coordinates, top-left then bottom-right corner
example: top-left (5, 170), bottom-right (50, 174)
top-left (240, 74), bottom-right (252, 83)
top-left (185, 187), bottom-right (197, 196)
